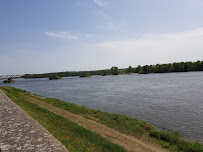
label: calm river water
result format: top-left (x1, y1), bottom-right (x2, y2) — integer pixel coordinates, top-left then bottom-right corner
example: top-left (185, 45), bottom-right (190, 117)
top-left (1, 72), bottom-right (203, 142)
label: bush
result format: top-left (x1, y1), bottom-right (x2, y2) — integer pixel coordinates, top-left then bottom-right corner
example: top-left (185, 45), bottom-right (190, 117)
top-left (3, 78), bottom-right (15, 83)
top-left (80, 74), bottom-right (91, 77)
top-left (49, 76), bottom-right (62, 80)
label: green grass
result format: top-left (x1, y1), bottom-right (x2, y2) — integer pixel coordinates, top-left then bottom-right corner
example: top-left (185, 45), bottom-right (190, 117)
top-left (0, 87), bottom-right (126, 152)
top-left (1, 86), bottom-right (203, 152)
top-left (38, 97), bottom-right (154, 136)
top-left (149, 130), bottom-right (203, 152)
top-left (83, 115), bottom-right (93, 120)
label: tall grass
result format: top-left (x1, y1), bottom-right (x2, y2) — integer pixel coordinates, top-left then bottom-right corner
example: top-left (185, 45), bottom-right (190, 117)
top-left (149, 130), bottom-right (203, 152)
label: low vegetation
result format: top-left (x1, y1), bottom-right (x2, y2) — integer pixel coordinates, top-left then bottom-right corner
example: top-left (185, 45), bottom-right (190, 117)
top-left (80, 74), bottom-right (91, 77)
top-left (1, 86), bottom-right (202, 152)
top-left (3, 78), bottom-right (15, 83)
top-left (49, 76), bottom-right (62, 80)
top-left (149, 130), bottom-right (203, 152)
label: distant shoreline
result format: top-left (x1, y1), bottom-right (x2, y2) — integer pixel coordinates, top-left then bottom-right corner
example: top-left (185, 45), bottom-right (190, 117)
top-left (16, 60), bottom-right (202, 79)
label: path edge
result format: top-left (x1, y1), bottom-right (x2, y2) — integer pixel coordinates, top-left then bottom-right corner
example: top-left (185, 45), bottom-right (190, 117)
top-left (0, 89), bottom-right (69, 152)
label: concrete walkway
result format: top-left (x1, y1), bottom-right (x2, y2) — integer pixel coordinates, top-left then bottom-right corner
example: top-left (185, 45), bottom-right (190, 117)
top-left (0, 90), bottom-right (68, 152)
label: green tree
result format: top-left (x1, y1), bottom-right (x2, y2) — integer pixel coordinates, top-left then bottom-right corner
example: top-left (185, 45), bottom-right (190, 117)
top-left (142, 65), bottom-right (149, 74)
top-left (135, 65), bottom-right (141, 73)
top-left (125, 66), bottom-right (133, 74)
top-left (111, 67), bottom-right (119, 75)
top-left (128, 66), bottom-right (132, 73)
top-left (168, 64), bottom-right (174, 72)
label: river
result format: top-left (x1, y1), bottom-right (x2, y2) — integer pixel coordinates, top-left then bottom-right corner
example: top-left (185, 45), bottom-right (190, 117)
top-left (1, 72), bottom-right (203, 142)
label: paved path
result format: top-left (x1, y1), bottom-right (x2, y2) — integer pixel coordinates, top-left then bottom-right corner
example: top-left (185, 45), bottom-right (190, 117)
top-left (0, 90), bottom-right (69, 152)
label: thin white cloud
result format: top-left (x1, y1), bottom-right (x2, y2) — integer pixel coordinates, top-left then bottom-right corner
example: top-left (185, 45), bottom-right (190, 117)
top-left (95, 10), bottom-right (110, 20)
top-left (93, 0), bottom-right (108, 7)
top-left (85, 34), bottom-right (94, 38)
top-left (94, 28), bottom-right (203, 50)
top-left (45, 31), bottom-right (79, 40)
top-left (97, 23), bottom-right (117, 30)
top-left (90, 27), bottom-right (203, 65)
top-left (74, 33), bottom-right (94, 38)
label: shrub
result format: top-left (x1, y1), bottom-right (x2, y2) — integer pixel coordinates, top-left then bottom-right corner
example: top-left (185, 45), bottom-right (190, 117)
top-left (3, 78), bottom-right (15, 83)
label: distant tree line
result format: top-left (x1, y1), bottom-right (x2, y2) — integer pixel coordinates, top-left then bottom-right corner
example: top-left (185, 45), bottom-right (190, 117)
top-left (23, 69), bottom-right (113, 78)
top-left (22, 60), bottom-right (203, 78)
top-left (134, 60), bottom-right (203, 74)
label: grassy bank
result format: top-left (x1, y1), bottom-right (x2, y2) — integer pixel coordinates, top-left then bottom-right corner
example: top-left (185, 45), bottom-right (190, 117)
top-left (149, 130), bottom-right (203, 152)
top-left (0, 87), bottom-right (126, 152)
top-left (1, 86), bottom-right (203, 152)
top-left (40, 98), bottom-right (203, 152)
top-left (42, 97), bottom-right (154, 136)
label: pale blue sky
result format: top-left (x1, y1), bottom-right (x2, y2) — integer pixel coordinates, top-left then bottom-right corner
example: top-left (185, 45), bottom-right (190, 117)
top-left (1, 0), bottom-right (203, 75)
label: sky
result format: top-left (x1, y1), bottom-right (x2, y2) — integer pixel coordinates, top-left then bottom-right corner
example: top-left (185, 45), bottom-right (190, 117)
top-left (1, 0), bottom-right (203, 75)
